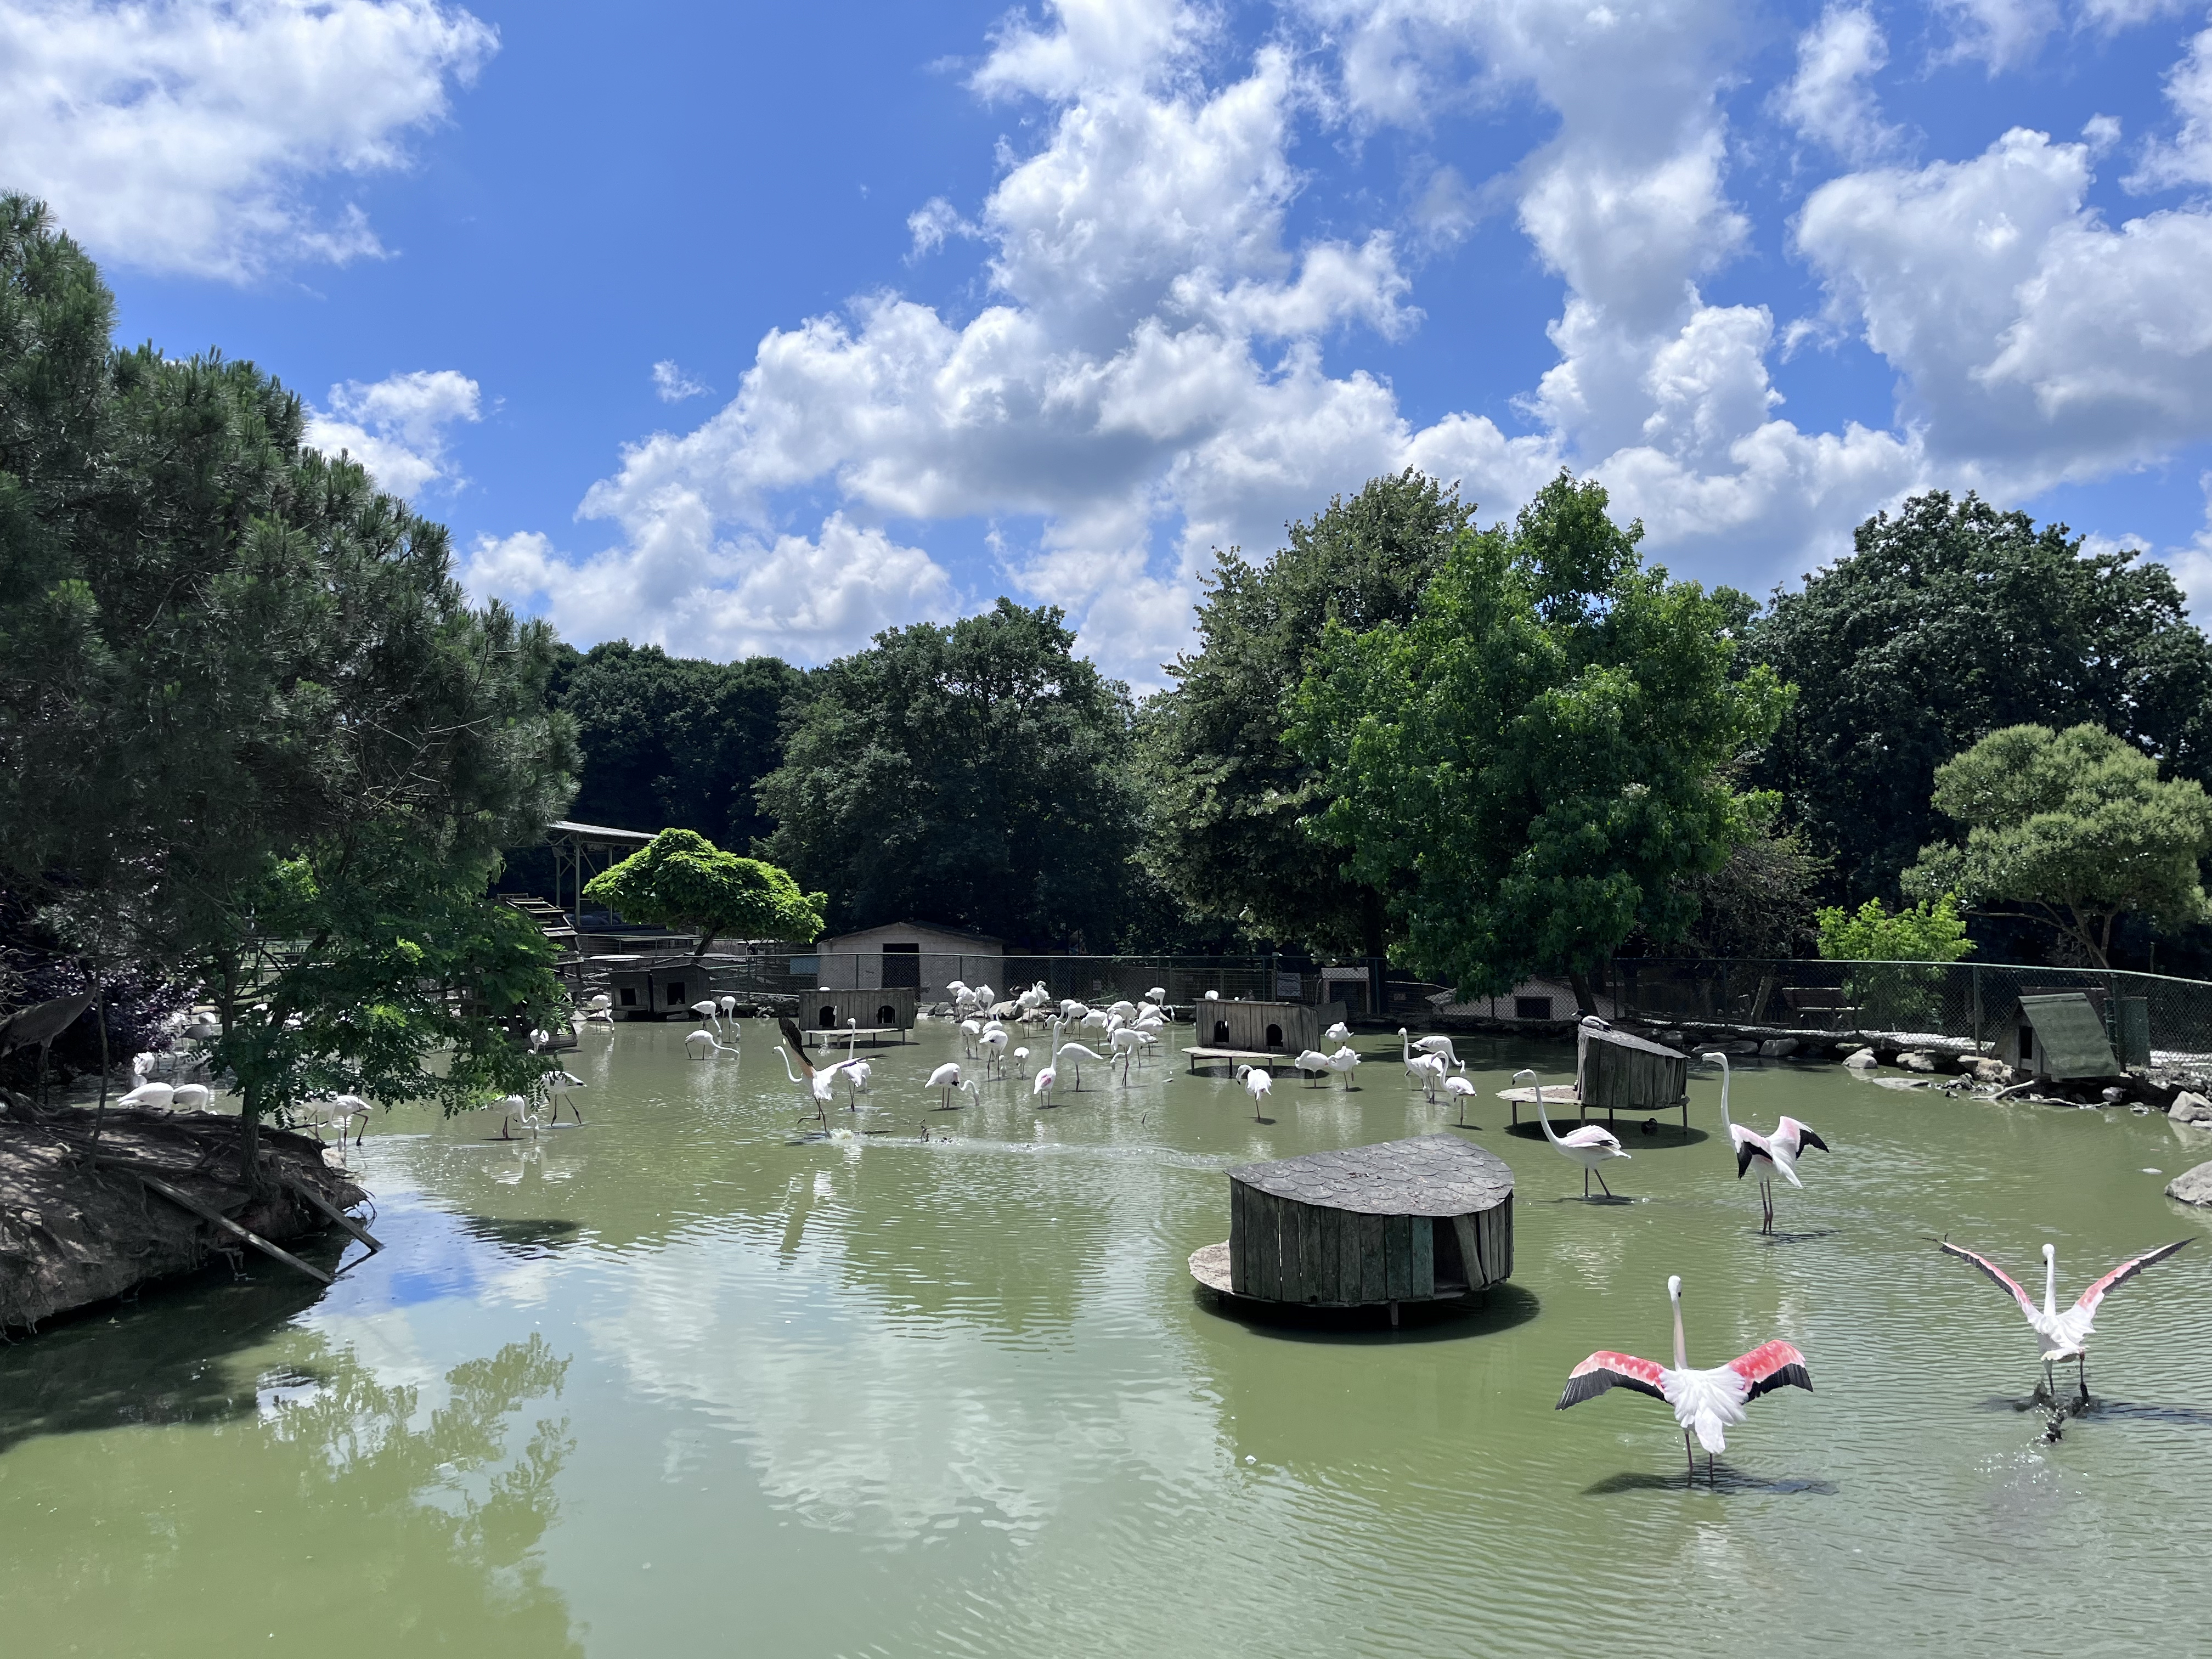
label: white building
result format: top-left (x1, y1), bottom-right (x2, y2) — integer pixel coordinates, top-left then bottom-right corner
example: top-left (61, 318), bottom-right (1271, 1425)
top-left (811, 921), bottom-right (1006, 996)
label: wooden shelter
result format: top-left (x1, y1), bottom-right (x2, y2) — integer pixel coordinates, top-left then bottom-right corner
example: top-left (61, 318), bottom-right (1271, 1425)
top-left (1999, 991), bottom-right (2121, 1081)
top-left (803, 986), bottom-right (917, 1039)
top-left (602, 956), bottom-right (709, 1021)
top-left (1576, 1021), bottom-right (1689, 1129)
top-left (1195, 998), bottom-right (1345, 1055)
top-left (1188, 1134), bottom-right (1514, 1319)
top-left (544, 819), bottom-right (655, 919)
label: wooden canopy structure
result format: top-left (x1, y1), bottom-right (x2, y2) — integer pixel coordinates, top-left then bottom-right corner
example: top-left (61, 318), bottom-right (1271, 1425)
top-left (545, 820), bottom-right (656, 919)
top-left (1194, 998), bottom-right (1345, 1055)
top-left (1189, 1134), bottom-right (1513, 1318)
top-left (804, 986), bottom-right (917, 1036)
top-left (1577, 1020), bottom-right (1690, 1128)
top-left (2001, 991), bottom-right (2121, 1080)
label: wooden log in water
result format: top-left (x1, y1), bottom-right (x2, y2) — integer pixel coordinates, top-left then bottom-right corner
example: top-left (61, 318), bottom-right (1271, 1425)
top-left (280, 1173), bottom-right (383, 1252)
top-left (98, 1160), bottom-right (334, 1286)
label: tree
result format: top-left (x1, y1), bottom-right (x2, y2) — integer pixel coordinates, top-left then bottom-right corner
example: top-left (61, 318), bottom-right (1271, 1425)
top-left (1640, 797), bottom-right (1829, 960)
top-left (758, 600), bottom-right (1138, 946)
top-left (1750, 492), bottom-right (2212, 902)
top-left (1135, 470), bottom-right (1472, 956)
top-left (1815, 894), bottom-right (1973, 962)
top-left (1902, 724), bottom-right (2212, 966)
top-left (555, 642), bottom-right (800, 848)
top-left (0, 198), bottom-right (575, 1171)
top-left (583, 828), bottom-right (824, 958)
top-left (1290, 473), bottom-right (1787, 1005)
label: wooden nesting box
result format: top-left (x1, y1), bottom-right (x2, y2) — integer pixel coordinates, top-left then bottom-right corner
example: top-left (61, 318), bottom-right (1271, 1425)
top-left (1577, 1022), bottom-right (1689, 1127)
top-left (1196, 998), bottom-right (1345, 1054)
top-left (603, 957), bottom-right (708, 1020)
top-left (1999, 991), bottom-right (2120, 1080)
top-left (802, 986), bottom-right (917, 1035)
top-left (1188, 1135), bottom-right (1514, 1311)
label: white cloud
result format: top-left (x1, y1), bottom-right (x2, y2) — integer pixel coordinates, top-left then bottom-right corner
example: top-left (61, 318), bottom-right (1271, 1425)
top-left (651, 360), bottom-right (709, 402)
top-left (1774, 5), bottom-right (1901, 163)
top-left (2129, 21), bottom-right (2212, 190)
top-left (1933, 0), bottom-right (2061, 71)
top-left (304, 369), bottom-right (481, 497)
top-left (2165, 475), bottom-right (2212, 624)
top-left (0, 0), bottom-right (495, 280)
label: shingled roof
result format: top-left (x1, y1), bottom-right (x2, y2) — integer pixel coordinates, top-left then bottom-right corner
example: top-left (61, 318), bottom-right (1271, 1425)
top-left (1228, 1133), bottom-right (1514, 1217)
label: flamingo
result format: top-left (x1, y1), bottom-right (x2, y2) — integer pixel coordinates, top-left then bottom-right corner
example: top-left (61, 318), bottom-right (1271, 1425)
top-left (1521, 1067), bottom-right (1628, 1199)
top-left (1322, 1046), bottom-right (1362, 1087)
top-left (1325, 1021), bottom-right (1352, 1044)
top-left (838, 1058), bottom-right (872, 1108)
top-left (1056, 1040), bottom-right (1107, 1088)
top-left (691, 998), bottom-right (723, 1034)
top-left (1939, 1237), bottom-right (2193, 1402)
top-left (719, 995), bottom-right (738, 1020)
top-left (926, 1062), bottom-right (980, 1111)
top-left (1032, 1064), bottom-right (1058, 1104)
top-left (489, 1093), bottom-right (530, 1139)
top-left (1012, 1045), bottom-right (1031, 1078)
top-left (685, 1027), bottom-right (737, 1059)
top-left (1293, 1048), bottom-right (1334, 1087)
top-left (958, 1018), bottom-right (983, 1058)
top-left (545, 1071), bottom-right (587, 1124)
top-left (1443, 1074), bottom-right (1477, 1124)
top-left (1558, 1275), bottom-right (1813, 1481)
top-left (1401, 1028), bottom-right (1464, 1071)
top-left (980, 1025), bottom-right (1010, 1075)
top-left (328, 1093), bottom-right (374, 1143)
top-left (118, 1081), bottom-right (174, 1111)
top-left (1405, 1051), bottom-right (1447, 1101)
top-left (1703, 1052), bottom-right (1828, 1234)
top-left (171, 1082), bottom-right (212, 1112)
top-left (1146, 986), bottom-right (1167, 1003)
top-left (775, 1017), bottom-right (857, 1119)
top-left (1234, 1063), bottom-right (1273, 1120)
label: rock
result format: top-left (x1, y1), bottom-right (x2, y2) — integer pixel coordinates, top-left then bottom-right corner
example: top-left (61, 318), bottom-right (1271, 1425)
top-left (1758, 1037), bottom-right (1799, 1059)
top-left (2165, 1159), bottom-right (2212, 1205)
top-left (2102, 1086), bottom-right (2129, 1104)
top-left (1723, 1039), bottom-right (1760, 1056)
top-left (1897, 1051), bottom-right (1939, 1073)
top-left (2168, 1091), bottom-right (2212, 1126)
top-left (1968, 1057), bottom-right (2013, 1085)
top-left (1843, 1048), bottom-right (1878, 1070)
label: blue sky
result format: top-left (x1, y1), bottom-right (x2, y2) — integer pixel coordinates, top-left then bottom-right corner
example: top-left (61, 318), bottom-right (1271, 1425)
top-left (12, 0), bottom-right (2212, 684)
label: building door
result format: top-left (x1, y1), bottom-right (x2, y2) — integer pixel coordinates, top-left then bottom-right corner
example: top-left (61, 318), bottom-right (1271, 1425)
top-left (882, 943), bottom-right (921, 988)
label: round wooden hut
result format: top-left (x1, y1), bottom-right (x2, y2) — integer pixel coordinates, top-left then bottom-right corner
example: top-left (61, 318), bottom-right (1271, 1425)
top-left (1188, 1134), bottom-right (1513, 1318)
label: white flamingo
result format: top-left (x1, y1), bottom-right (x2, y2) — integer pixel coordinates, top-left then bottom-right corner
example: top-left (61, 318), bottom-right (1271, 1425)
top-left (1558, 1275), bottom-right (1813, 1481)
top-left (1012, 1045), bottom-right (1031, 1078)
top-left (1293, 1048), bottom-right (1334, 1086)
top-left (1522, 1068), bottom-right (1629, 1199)
top-left (1234, 1063), bottom-right (1273, 1120)
top-left (171, 1082), bottom-right (212, 1112)
top-left (774, 1017), bottom-right (857, 1119)
top-left (958, 1018), bottom-right (983, 1058)
top-left (544, 1071), bottom-right (586, 1124)
top-left (1109, 1025), bottom-right (1148, 1075)
top-left (685, 1027), bottom-right (737, 1059)
top-left (1325, 1021), bottom-right (1352, 1044)
top-left (118, 1081), bottom-right (174, 1111)
top-left (691, 998), bottom-right (723, 1034)
top-left (839, 1058), bottom-right (872, 1109)
top-left (1405, 1051), bottom-right (1447, 1101)
top-left (1322, 1046), bottom-right (1362, 1087)
top-left (718, 995), bottom-right (737, 1020)
top-left (1443, 1074), bottom-right (1477, 1124)
top-left (980, 1025), bottom-right (1010, 1075)
top-left (1032, 1064), bottom-right (1058, 1104)
top-left (1401, 1028), bottom-right (1464, 1071)
top-left (328, 1093), bottom-right (374, 1143)
top-left (1940, 1237), bottom-right (2193, 1402)
top-left (927, 1062), bottom-right (980, 1111)
top-left (1704, 1052), bottom-right (1827, 1234)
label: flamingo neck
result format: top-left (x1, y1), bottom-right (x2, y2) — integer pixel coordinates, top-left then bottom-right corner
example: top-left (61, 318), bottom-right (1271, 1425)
top-left (1671, 1295), bottom-right (1689, 1371)
top-left (1715, 1060), bottom-right (1733, 1137)
top-left (1535, 1091), bottom-right (1564, 1147)
top-left (2044, 1251), bottom-right (2058, 1319)
top-left (777, 1048), bottom-right (803, 1084)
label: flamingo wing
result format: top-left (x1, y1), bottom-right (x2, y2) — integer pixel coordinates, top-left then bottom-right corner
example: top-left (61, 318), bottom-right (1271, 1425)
top-left (1727, 1339), bottom-right (1813, 1401)
top-left (1560, 1125), bottom-right (1621, 1150)
top-left (1558, 1351), bottom-right (1667, 1408)
top-left (1771, 1117), bottom-right (1829, 1156)
top-left (2074, 1238), bottom-right (2193, 1316)
top-left (778, 1015), bottom-right (810, 1057)
top-left (1732, 1132), bottom-right (1771, 1180)
top-left (1939, 1240), bottom-right (2038, 1317)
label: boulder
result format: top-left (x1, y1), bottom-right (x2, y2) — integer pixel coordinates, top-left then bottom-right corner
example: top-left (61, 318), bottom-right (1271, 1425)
top-left (1897, 1051), bottom-right (1939, 1073)
top-left (1758, 1037), bottom-right (1799, 1059)
top-left (1723, 1039), bottom-right (1761, 1056)
top-left (2168, 1091), bottom-right (2212, 1126)
top-left (1968, 1057), bottom-right (2013, 1085)
top-left (1842, 1048), bottom-right (1878, 1070)
top-left (2165, 1159), bottom-right (2212, 1205)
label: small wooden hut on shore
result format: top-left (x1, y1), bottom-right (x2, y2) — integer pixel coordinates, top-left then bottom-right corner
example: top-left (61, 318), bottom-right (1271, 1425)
top-left (1188, 1134), bottom-right (1513, 1321)
top-left (1576, 1020), bottom-right (1689, 1129)
top-left (1195, 998), bottom-right (1345, 1055)
top-left (804, 986), bottom-right (917, 1042)
top-left (1999, 991), bottom-right (2121, 1081)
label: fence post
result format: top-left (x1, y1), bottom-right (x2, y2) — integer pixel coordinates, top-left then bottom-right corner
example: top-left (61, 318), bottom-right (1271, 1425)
top-left (1971, 963), bottom-right (1982, 1052)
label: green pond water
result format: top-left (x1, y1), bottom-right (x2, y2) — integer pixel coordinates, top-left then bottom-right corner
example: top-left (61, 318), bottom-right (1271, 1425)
top-left (5, 1021), bottom-right (2210, 1657)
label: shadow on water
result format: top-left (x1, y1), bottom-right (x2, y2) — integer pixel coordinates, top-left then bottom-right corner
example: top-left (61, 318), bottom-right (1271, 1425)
top-left (1974, 1391), bottom-right (2212, 1430)
top-left (1754, 1227), bottom-right (1839, 1245)
top-left (1195, 1282), bottom-right (1541, 1345)
top-left (456, 1215), bottom-right (587, 1257)
top-left (1583, 1465), bottom-right (1839, 1497)
top-left (1504, 1119), bottom-right (1711, 1148)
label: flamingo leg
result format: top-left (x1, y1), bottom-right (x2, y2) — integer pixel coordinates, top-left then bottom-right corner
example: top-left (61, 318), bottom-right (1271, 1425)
top-left (1685, 1432), bottom-right (1694, 1481)
top-left (2076, 1355), bottom-right (2089, 1404)
top-left (1583, 1167), bottom-right (1591, 1199)
top-left (1595, 1169), bottom-right (1615, 1199)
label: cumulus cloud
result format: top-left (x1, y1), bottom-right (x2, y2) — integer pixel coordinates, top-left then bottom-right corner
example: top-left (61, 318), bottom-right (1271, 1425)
top-left (0, 0), bottom-right (495, 280)
top-left (1774, 5), bottom-right (1901, 163)
top-left (652, 360), bottom-right (709, 402)
top-left (304, 369), bottom-right (481, 497)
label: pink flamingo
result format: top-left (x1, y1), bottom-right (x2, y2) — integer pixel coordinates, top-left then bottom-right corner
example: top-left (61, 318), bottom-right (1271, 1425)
top-left (1519, 1068), bottom-right (1628, 1199)
top-left (1703, 1051), bottom-right (1827, 1233)
top-left (1558, 1274), bottom-right (1813, 1481)
top-left (1940, 1237), bottom-right (2192, 1403)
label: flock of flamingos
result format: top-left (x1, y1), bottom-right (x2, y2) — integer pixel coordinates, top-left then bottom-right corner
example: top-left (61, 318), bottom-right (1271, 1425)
top-left (482, 982), bottom-right (2194, 1480)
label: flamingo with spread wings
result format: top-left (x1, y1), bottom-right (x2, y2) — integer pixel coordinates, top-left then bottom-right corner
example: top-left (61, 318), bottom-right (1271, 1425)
top-left (1558, 1274), bottom-right (1813, 1480)
top-left (1940, 1237), bottom-right (2192, 1402)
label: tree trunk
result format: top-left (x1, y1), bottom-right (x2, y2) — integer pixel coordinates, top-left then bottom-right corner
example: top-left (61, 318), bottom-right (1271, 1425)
top-left (1361, 890), bottom-right (1386, 1020)
top-left (239, 1079), bottom-right (266, 1192)
top-left (1568, 969), bottom-right (1598, 1017)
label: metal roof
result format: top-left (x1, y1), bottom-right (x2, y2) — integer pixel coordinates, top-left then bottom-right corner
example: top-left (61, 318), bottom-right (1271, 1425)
top-left (1228, 1134), bottom-right (1513, 1217)
top-left (546, 820), bottom-right (657, 845)
top-left (2016, 992), bottom-right (2121, 1080)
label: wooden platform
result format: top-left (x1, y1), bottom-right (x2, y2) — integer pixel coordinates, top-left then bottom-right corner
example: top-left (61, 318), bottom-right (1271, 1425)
top-left (805, 1026), bottom-right (906, 1048)
top-left (1183, 1046), bottom-right (1280, 1072)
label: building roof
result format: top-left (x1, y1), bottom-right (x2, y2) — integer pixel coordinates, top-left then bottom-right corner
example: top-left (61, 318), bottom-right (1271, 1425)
top-left (1228, 1134), bottom-right (1513, 1217)
top-left (1579, 1020), bottom-right (1685, 1060)
top-left (816, 919), bottom-right (1006, 947)
top-left (546, 820), bottom-right (657, 846)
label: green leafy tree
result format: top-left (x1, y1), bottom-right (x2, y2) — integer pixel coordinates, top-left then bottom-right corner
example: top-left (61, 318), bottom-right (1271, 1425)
top-left (758, 599), bottom-right (1137, 946)
top-left (1815, 894), bottom-right (1974, 961)
top-left (1290, 473), bottom-right (1787, 1006)
top-left (1750, 492), bottom-right (2212, 901)
top-left (583, 828), bottom-right (825, 958)
top-left (1903, 724), bottom-right (2212, 966)
top-left (1136, 470), bottom-right (1472, 956)
top-left (0, 198), bottom-right (575, 1171)
top-left (1644, 795), bottom-right (1829, 959)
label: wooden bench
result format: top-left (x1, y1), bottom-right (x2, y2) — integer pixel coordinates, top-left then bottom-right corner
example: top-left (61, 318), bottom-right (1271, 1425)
top-left (1781, 988), bottom-right (1859, 1027)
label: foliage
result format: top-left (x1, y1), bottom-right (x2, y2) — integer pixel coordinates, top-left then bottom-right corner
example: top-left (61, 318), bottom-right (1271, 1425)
top-left (1902, 723), bottom-right (2212, 967)
top-left (1815, 893), bottom-right (1974, 962)
top-left (1749, 492), bottom-right (2212, 902)
top-left (1135, 469), bottom-right (1473, 956)
top-left (1290, 472), bottom-right (1786, 998)
top-left (758, 599), bottom-right (1138, 946)
top-left (1654, 795), bottom-right (1829, 959)
top-left (583, 828), bottom-right (824, 957)
top-left (552, 641), bottom-right (800, 851)
top-left (0, 198), bottom-right (575, 1156)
